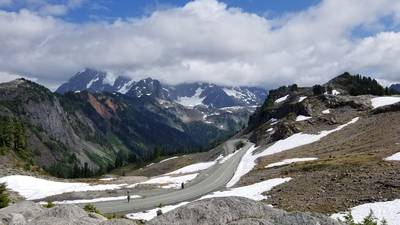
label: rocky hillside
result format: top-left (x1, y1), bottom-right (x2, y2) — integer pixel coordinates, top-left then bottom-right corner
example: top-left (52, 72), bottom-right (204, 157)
top-left (0, 197), bottom-right (342, 225)
top-left (0, 79), bottom-right (243, 178)
top-left (236, 72), bottom-right (400, 218)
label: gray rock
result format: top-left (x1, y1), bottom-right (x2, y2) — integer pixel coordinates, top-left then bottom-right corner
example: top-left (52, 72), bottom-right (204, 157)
top-left (0, 201), bottom-right (44, 220)
top-left (99, 219), bottom-right (137, 225)
top-left (148, 197), bottom-right (343, 225)
top-left (7, 214), bottom-right (26, 225)
top-left (30, 205), bottom-right (101, 225)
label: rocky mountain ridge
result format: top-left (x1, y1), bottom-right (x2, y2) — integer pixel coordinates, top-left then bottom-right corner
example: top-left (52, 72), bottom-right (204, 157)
top-left (56, 68), bottom-right (267, 109)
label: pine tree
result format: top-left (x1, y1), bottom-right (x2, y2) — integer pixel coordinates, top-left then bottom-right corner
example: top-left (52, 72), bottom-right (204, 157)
top-left (0, 183), bottom-right (9, 209)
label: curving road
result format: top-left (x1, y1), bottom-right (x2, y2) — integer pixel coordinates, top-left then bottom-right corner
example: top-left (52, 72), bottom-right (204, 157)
top-left (92, 140), bottom-right (252, 215)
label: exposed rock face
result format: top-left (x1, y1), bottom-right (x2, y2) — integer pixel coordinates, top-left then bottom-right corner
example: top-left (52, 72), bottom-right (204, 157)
top-left (149, 197), bottom-right (343, 225)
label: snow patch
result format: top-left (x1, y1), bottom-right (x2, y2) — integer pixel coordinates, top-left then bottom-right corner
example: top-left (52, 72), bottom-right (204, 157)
top-left (126, 201), bottom-right (189, 221)
top-left (296, 115), bottom-right (312, 121)
top-left (202, 178), bottom-right (291, 201)
top-left (99, 178), bottom-right (115, 181)
top-left (166, 161), bottom-right (216, 175)
top-left (385, 152), bottom-right (400, 161)
top-left (159, 156), bottom-right (179, 163)
top-left (371, 96), bottom-right (400, 109)
top-left (265, 158), bottom-right (318, 168)
top-left (176, 88), bottom-right (205, 107)
top-left (86, 77), bottom-right (99, 88)
top-left (227, 117), bottom-right (359, 187)
top-left (331, 199), bottom-right (400, 225)
top-left (322, 109), bottom-right (330, 114)
top-left (0, 175), bottom-right (126, 200)
top-left (131, 174), bottom-right (198, 189)
top-left (275, 95), bottom-right (289, 103)
top-left (117, 80), bottom-right (135, 94)
top-left (298, 96), bottom-right (307, 102)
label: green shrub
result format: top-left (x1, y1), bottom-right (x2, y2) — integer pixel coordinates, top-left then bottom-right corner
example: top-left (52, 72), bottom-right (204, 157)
top-left (44, 201), bottom-right (55, 208)
top-left (83, 203), bottom-right (101, 214)
top-left (0, 183), bottom-right (9, 209)
top-left (342, 210), bottom-right (387, 225)
top-left (235, 141), bottom-right (245, 150)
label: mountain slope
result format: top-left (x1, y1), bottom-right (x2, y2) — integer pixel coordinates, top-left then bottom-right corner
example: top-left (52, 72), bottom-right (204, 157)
top-left (234, 72), bottom-right (400, 218)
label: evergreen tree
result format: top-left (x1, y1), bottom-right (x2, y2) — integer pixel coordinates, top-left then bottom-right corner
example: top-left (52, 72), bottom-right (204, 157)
top-left (312, 85), bottom-right (325, 95)
top-left (0, 183), bottom-right (9, 209)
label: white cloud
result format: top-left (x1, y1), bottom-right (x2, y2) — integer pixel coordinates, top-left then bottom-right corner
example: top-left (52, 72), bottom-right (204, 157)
top-left (0, 0), bottom-right (400, 89)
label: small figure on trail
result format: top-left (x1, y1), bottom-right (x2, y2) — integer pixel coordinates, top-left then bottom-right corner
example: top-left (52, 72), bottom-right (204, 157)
top-left (181, 182), bottom-right (185, 189)
top-left (127, 191), bottom-right (131, 203)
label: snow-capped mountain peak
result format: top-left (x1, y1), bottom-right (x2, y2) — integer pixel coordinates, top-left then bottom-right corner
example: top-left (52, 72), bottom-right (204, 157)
top-left (56, 69), bottom-right (267, 109)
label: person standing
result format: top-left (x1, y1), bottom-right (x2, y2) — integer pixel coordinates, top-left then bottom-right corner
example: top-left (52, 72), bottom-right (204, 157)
top-left (127, 191), bottom-right (131, 203)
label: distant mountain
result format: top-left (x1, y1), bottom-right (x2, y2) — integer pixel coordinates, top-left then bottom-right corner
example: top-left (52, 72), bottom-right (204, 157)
top-left (390, 83), bottom-right (400, 92)
top-left (56, 69), bottom-right (267, 108)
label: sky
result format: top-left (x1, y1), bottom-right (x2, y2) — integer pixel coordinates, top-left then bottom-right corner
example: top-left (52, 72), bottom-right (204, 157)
top-left (0, 0), bottom-right (400, 90)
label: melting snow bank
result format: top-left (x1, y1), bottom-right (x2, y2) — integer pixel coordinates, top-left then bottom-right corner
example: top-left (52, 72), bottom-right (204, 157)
top-left (385, 152), bottom-right (400, 161)
top-left (296, 115), bottom-right (312, 121)
top-left (265, 158), bottom-right (318, 168)
top-left (40, 195), bottom-right (141, 205)
top-left (126, 178), bottom-right (291, 221)
top-left (227, 117), bottom-right (360, 187)
top-left (201, 178), bottom-right (292, 201)
top-left (159, 156), bottom-right (179, 163)
top-left (129, 173), bottom-right (198, 189)
top-left (126, 201), bottom-right (190, 221)
top-left (0, 175), bottom-right (126, 200)
top-left (298, 96), bottom-right (307, 102)
top-left (371, 96), bottom-right (400, 109)
top-left (166, 161), bottom-right (216, 175)
top-left (275, 95), bottom-right (289, 103)
top-left (331, 199), bottom-right (400, 225)
top-left (165, 153), bottom-right (233, 175)
top-left (322, 109), bottom-right (330, 114)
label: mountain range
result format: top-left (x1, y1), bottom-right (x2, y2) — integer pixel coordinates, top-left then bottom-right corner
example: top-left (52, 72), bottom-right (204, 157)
top-left (390, 83), bottom-right (400, 92)
top-left (56, 68), bottom-right (267, 108)
top-left (0, 69), bottom-right (267, 178)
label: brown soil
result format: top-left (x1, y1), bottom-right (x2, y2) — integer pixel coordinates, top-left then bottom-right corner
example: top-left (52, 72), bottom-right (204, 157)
top-left (240, 111), bottom-right (400, 214)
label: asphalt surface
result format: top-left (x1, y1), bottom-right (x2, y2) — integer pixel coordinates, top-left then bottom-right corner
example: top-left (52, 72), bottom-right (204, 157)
top-left (93, 139), bottom-right (252, 215)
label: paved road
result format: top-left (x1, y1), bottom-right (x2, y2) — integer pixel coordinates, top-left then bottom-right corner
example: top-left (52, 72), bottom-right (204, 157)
top-left (93, 139), bottom-right (252, 215)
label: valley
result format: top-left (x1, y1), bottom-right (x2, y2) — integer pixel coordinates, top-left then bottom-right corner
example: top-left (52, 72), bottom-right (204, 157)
top-left (1, 72), bottom-right (400, 225)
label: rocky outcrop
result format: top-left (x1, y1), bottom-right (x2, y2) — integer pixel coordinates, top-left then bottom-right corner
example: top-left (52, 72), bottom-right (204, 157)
top-left (0, 201), bottom-right (137, 225)
top-left (149, 197), bottom-right (343, 225)
top-left (372, 102), bottom-right (400, 114)
top-left (0, 198), bottom-right (342, 225)
top-left (323, 95), bottom-right (371, 111)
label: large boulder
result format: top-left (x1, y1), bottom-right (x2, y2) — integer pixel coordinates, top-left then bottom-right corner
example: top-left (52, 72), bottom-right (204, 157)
top-left (29, 205), bottom-right (101, 225)
top-left (148, 197), bottom-right (343, 225)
